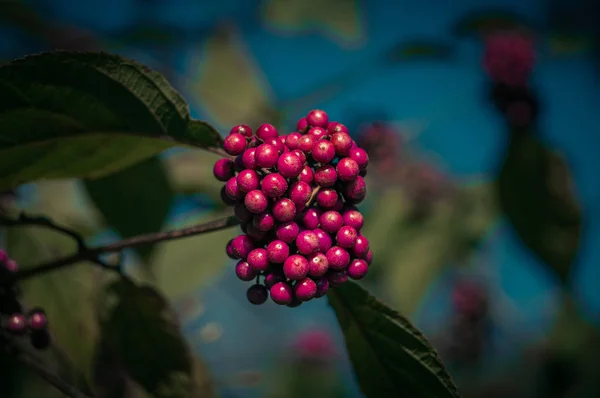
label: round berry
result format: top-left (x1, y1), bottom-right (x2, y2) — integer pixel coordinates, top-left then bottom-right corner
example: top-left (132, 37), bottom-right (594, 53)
top-left (294, 278), bottom-right (317, 301)
top-left (316, 189), bottom-right (338, 208)
top-left (230, 124), bottom-right (253, 137)
top-left (298, 165), bottom-right (314, 184)
top-left (234, 203), bottom-right (252, 222)
top-left (0, 249), bottom-right (7, 262)
top-left (291, 149), bottom-right (307, 164)
top-left (320, 210), bottom-right (343, 233)
top-left (247, 284), bottom-right (269, 305)
top-left (297, 135), bottom-right (315, 153)
top-left (353, 236), bottom-right (370, 258)
top-left (314, 278), bottom-right (329, 298)
top-left (296, 117), bottom-right (309, 132)
top-left (226, 239), bottom-right (238, 259)
top-left (251, 212), bottom-right (273, 232)
top-left (365, 249), bottom-right (373, 265)
top-left (311, 140), bottom-right (336, 164)
top-left (270, 282), bottom-right (294, 305)
top-left (326, 246), bottom-right (350, 270)
top-left (213, 158), bottom-right (235, 182)
top-left (277, 152), bottom-right (303, 178)
top-left (336, 226), bottom-right (358, 248)
top-left (301, 207), bottom-right (321, 229)
top-left (7, 313), bottom-right (27, 334)
top-left (234, 155), bottom-right (245, 171)
top-left (327, 270), bottom-right (349, 286)
top-left (330, 132), bottom-right (353, 156)
top-left (342, 208), bottom-right (364, 230)
top-left (256, 123), bottom-right (278, 140)
top-left (235, 260), bottom-right (257, 281)
top-left (286, 132), bottom-right (302, 149)
top-left (296, 230), bottom-right (319, 255)
top-left (230, 235), bottom-right (255, 259)
top-left (308, 127), bottom-right (328, 140)
top-left (28, 310), bottom-right (48, 331)
top-left (343, 176), bottom-right (366, 203)
top-left (246, 223), bottom-right (266, 240)
top-left (255, 143), bottom-right (279, 168)
top-left (279, 135), bottom-right (287, 146)
top-left (314, 165), bottom-right (337, 187)
top-left (347, 259), bottom-right (369, 280)
top-left (244, 190), bottom-right (269, 214)
top-left (307, 252), bottom-right (329, 277)
top-left (273, 198), bottom-right (296, 222)
top-left (288, 181), bottom-right (312, 207)
top-left (224, 133), bottom-right (247, 156)
top-left (264, 271), bottom-right (285, 289)
top-left (261, 173), bottom-right (288, 198)
top-left (266, 137), bottom-right (285, 154)
top-left (307, 109), bottom-right (329, 128)
top-left (332, 197), bottom-right (344, 211)
top-left (313, 228), bottom-right (333, 252)
top-left (275, 221), bottom-right (300, 243)
top-left (247, 248), bottom-right (270, 272)
top-left (349, 147), bottom-right (369, 169)
top-left (266, 240), bottom-right (290, 263)
top-left (242, 148), bottom-right (257, 169)
top-left (236, 169), bottom-right (260, 192)
top-left (220, 186), bottom-right (237, 206)
top-left (287, 297), bottom-right (303, 308)
top-left (336, 158), bottom-right (360, 181)
top-left (225, 177), bottom-right (243, 200)
top-left (283, 254), bottom-right (309, 280)
top-left (327, 122), bottom-right (349, 135)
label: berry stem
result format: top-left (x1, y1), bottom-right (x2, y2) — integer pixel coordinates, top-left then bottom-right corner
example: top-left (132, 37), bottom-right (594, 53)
top-left (305, 186), bottom-right (321, 207)
top-left (0, 214), bottom-right (240, 283)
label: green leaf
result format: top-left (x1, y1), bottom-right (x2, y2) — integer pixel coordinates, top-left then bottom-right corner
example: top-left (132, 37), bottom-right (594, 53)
top-left (453, 9), bottom-right (536, 38)
top-left (327, 281), bottom-right (461, 398)
top-left (497, 134), bottom-right (581, 283)
top-left (84, 156), bottom-right (174, 263)
top-left (0, 51), bottom-right (223, 189)
top-left (96, 279), bottom-right (211, 398)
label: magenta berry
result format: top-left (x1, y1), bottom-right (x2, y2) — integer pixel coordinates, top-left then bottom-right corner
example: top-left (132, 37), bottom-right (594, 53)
top-left (327, 122), bottom-right (349, 135)
top-left (313, 228), bottom-right (333, 252)
top-left (225, 177), bottom-right (242, 200)
top-left (275, 221), bottom-right (300, 243)
top-left (256, 123), bottom-right (278, 140)
top-left (298, 165), bottom-right (314, 184)
top-left (266, 240), bottom-right (290, 263)
top-left (273, 198), bottom-right (296, 222)
top-left (314, 165), bottom-right (337, 187)
top-left (264, 271), bottom-right (285, 289)
top-left (297, 135), bottom-right (314, 153)
top-left (349, 148), bottom-right (369, 169)
top-left (230, 124), bottom-right (252, 137)
top-left (286, 132), bottom-right (302, 149)
top-left (7, 313), bottom-right (27, 334)
top-left (220, 187), bottom-right (236, 206)
top-left (270, 282), bottom-right (293, 305)
top-left (347, 259), bottom-right (369, 280)
top-left (342, 208), bottom-right (364, 230)
top-left (307, 109), bottom-right (329, 128)
top-left (247, 284), bottom-right (269, 305)
top-left (28, 310), bottom-right (48, 331)
top-left (292, 149), bottom-right (307, 164)
top-left (308, 127), bottom-right (328, 140)
top-left (226, 239), bottom-right (238, 259)
top-left (296, 117), bottom-right (309, 132)
top-left (242, 148), bottom-right (257, 169)
top-left (327, 270), bottom-right (349, 286)
top-left (230, 235), bottom-right (255, 259)
top-left (336, 226), bottom-right (358, 248)
top-left (283, 254), bottom-right (309, 280)
top-left (253, 212), bottom-right (275, 232)
top-left (337, 158), bottom-right (360, 181)
top-left (247, 248), bottom-right (269, 272)
top-left (244, 190), bottom-right (268, 214)
top-left (326, 246), bottom-right (350, 270)
top-left (237, 169), bottom-right (260, 193)
top-left (246, 223), bottom-right (266, 241)
top-left (261, 173), bottom-right (288, 198)
top-left (343, 176), bottom-right (366, 203)
top-left (236, 261), bottom-right (257, 281)
top-left (234, 203), bottom-right (252, 222)
top-left (353, 236), bottom-right (370, 258)
top-left (255, 143), bottom-right (279, 168)
top-left (307, 252), bottom-right (329, 277)
top-left (266, 137), bottom-right (285, 154)
top-left (277, 152), bottom-right (303, 178)
top-left (288, 181), bottom-right (312, 207)
top-left (311, 140), bottom-right (336, 164)
top-left (294, 278), bottom-right (317, 301)
top-left (316, 189), bottom-right (338, 208)
top-left (296, 230), bottom-right (319, 255)
top-left (314, 278), bottom-right (329, 297)
top-left (365, 249), bottom-right (373, 265)
top-left (213, 158), bottom-right (235, 182)
top-left (320, 211), bottom-right (343, 234)
top-left (301, 207), bottom-right (321, 229)
top-left (330, 132), bottom-right (353, 156)
top-left (224, 133), bottom-right (247, 156)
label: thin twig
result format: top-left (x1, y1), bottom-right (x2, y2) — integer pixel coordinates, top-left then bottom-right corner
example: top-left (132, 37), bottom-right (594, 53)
top-left (305, 186), bottom-right (321, 207)
top-left (0, 213), bottom-right (85, 250)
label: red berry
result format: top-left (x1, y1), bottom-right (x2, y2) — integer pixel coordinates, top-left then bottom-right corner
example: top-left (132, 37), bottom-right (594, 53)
top-left (311, 140), bottom-right (336, 164)
top-left (307, 252), bottom-right (329, 277)
top-left (365, 249), bottom-right (373, 265)
top-left (247, 284), bottom-right (269, 305)
top-left (224, 133), bottom-right (247, 156)
top-left (297, 135), bottom-right (314, 153)
top-left (230, 124), bottom-right (253, 137)
top-left (296, 230), bottom-right (319, 255)
top-left (343, 176), bottom-right (366, 203)
top-left (294, 278), bottom-right (317, 301)
top-left (314, 165), bottom-right (337, 187)
top-left (330, 132), bottom-right (353, 156)
top-left (308, 127), bottom-right (328, 140)
top-left (327, 270), bottom-right (349, 286)
top-left (277, 152), bottom-right (303, 178)
top-left (226, 239), bottom-right (238, 259)
top-left (236, 260), bottom-right (257, 281)
top-left (336, 226), bottom-right (358, 248)
top-left (264, 271), bottom-right (285, 289)
top-left (275, 221), bottom-right (301, 243)
top-left (285, 132), bottom-right (302, 149)
top-left (298, 165), bottom-right (314, 184)
top-left (242, 148), bottom-right (257, 169)
top-left (347, 259), bottom-right (369, 280)
top-left (296, 117), bottom-right (309, 132)
top-left (244, 190), bottom-right (269, 213)
top-left (256, 123), bottom-right (279, 140)
top-left (326, 246), bottom-right (350, 270)
top-left (283, 254), bottom-right (309, 280)
top-left (320, 210), bottom-right (343, 234)
top-left (270, 282), bottom-right (293, 305)
top-left (314, 278), bottom-right (329, 297)
top-left (353, 236), bottom-right (370, 257)
top-left (247, 248), bottom-right (269, 272)
top-left (327, 122), bottom-right (349, 135)
top-left (266, 137), bottom-right (285, 154)
top-left (237, 169), bottom-right (260, 192)
top-left (316, 188), bottom-right (338, 208)
top-left (337, 157), bottom-right (360, 181)
top-left (230, 235), bottom-right (255, 259)
top-left (273, 198), bottom-right (296, 222)
top-left (313, 228), bottom-right (333, 252)
top-left (288, 181), bottom-right (312, 207)
top-left (253, 212), bottom-right (275, 232)
top-left (342, 208), bottom-right (364, 230)
top-left (225, 177), bottom-right (243, 200)
top-left (261, 173), bottom-right (288, 198)
top-left (266, 240), bottom-right (290, 263)
top-left (213, 158), bottom-right (235, 182)
top-left (349, 148), bottom-right (369, 169)
top-left (255, 143), bottom-right (279, 168)
top-left (301, 207), bottom-right (322, 229)
top-left (7, 313), bottom-right (27, 334)
top-left (307, 109), bottom-right (329, 128)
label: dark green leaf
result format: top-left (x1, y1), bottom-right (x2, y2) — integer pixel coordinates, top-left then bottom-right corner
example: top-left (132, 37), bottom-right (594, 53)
top-left (84, 156), bottom-right (174, 263)
top-left (327, 281), bottom-right (461, 398)
top-left (497, 134), bottom-right (581, 283)
top-left (453, 9), bottom-right (536, 38)
top-left (0, 51), bottom-right (223, 189)
top-left (96, 279), bottom-right (203, 397)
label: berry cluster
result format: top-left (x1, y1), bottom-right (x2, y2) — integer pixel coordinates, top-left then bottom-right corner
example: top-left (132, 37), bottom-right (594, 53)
top-left (0, 249), bottom-right (50, 350)
top-left (213, 110), bottom-right (373, 307)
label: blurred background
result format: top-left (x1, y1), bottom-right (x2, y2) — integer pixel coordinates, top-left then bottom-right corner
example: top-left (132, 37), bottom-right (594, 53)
top-left (1, 0), bottom-right (600, 397)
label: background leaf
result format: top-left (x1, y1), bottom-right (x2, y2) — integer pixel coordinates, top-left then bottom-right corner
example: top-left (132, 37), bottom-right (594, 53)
top-left (84, 156), bottom-right (174, 263)
top-left (0, 51), bottom-right (222, 189)
top-left (497, 134), bottom-right (581, 283)
top-left (327, 281), bottom-right (461, 398)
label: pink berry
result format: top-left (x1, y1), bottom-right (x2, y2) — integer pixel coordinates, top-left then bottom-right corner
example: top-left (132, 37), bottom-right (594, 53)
top-left (320, 210), bottom-right (343, 234)
top-left (242, 148), bottom-right (257, 169)
top-left (266, 137), bottom-right (285, 154)
top-left (313, 228), bottom-right (333, 252)
top-left (286, 132), bottom-right (302, 149)
top-left (230, 235), bottom-right (255, 259)
top-left (297, 135), bottom-right (314, 153)
top-left (230, 124), bottom-right (253, 137)
top-left (247, 284), bottom-right (269, 305)
top-left (327, 270), bottom-right (349, 286)
top-left (330, 132), bottom-right (353, 156)
top-left (298, 165), bottom-right (314, 184)
top-left (294, 278), bottom-right (317, 301)
top-left (336, 157), bottom-right (359, 181)
top-left (237, 169), bottom-right (260, 192)
top-left (288, 181), bottom-right (312, 207)
top-left (277, 152), bottom-right (303, 178)
top-left (247, 248), bottom-right (269, 272)
top-left (349, 148), bottom-right (369, 169)
top-left (326, 246), bottom-right (350, 270)
top-left (327, 122), bottom-right (349, 135)
top-left (256, 123), bottom-right (278, 140)
top-left (353, 236), bottom-right (370, 258)
top-left (301, 208), bottom-right (321, 229)
top-left (253, 212), bottom-right (275, 232)
top-left (0, 249), bottom-right (8, 262)
top-left (235, 260), bottom-right (257, 281)
top-left (311, 140), bottom-right (336, 164)
top-left (7, 313), bottom-right (27, 334)
top-left (273, 198), bottom-right (296, 222)
top-left (224, 133), bottom-right (247, 156)
top-left (292, 149), bottom-right (307, 164)
top-left (275, 221), bottom-right (300, 243)
top-left (246, 223), bottom-right (266, 241)
top-left (365, 249), bottom-right (373, 265)
top-left (316, 189), bottom-right (338, 208)
top-left (332, 197), bottom-right (344, 211)
top-left (264, 271), bottom-right (285, 289)
top-left (343, 176), bottom-right (366, 203)
top-left (308, 127), bottom-right (328, 140)
top-left (307, 109), bottom-right (329, 128)
top-left (336, 226), bottom-right (358, 248)
top-left (307, 252), bottom-right (329, 277)
top-left (296, 230), bottom-right (319, 255)
top-left (213, 158), bottom-right (235, 182)
top-left (266, 240), bottom-right (289, 263)
top-left (347, 259), bottom-right (369, 280)
top-left (261, 173), bottom-right (288, 198)
top-left (234, 203), bottom-right (252, 222)
top-left (296, 117), bottom-right (309, 132)
top-left (314, 165), bottom-right (337, 187)
top-left (283, 254), bottom-right (309, 280)
top-left (225, 177), bottom-right (242, 200)
top-left (314, 278), bottom-right (329, 297)
top-left (255, 143), bottom-right (279, 168)
top-left (244, 190), bottom-right (268, 213)
top-left (342, 208), bottom-right (364, 230)
top-left (226, 239), bottom-right (238, 259)
top-left (270, 282), bottom-right (293, 305)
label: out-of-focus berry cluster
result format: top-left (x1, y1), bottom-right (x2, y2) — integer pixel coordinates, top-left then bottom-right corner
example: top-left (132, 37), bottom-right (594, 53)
top-left (0, 249), bottom-right (50, 350)
top-left (213, 110), bottom-right (373, 307)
